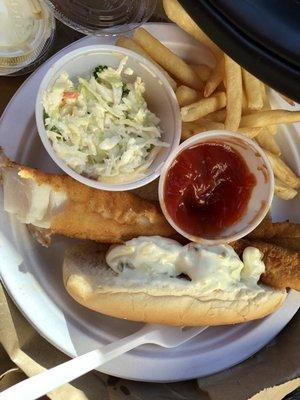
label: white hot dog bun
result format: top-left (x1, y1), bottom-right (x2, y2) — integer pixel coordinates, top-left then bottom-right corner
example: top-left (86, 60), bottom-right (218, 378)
top-left (63, 240), bottom-right (287, 326)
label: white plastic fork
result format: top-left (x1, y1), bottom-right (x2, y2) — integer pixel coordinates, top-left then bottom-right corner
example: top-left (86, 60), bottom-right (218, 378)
top-left (0, 324), bottom-right (208, 400)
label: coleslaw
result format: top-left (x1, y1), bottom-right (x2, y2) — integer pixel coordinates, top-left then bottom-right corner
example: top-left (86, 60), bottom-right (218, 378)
top-left (42, 57), bottom-right (168, 182)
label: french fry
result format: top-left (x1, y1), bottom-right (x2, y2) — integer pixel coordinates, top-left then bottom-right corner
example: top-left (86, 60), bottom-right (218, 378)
top-left (265, 151), bottom-right (300, 189)
top-left (255, 129), bottom-right (281, 155)
top-left (133, 28), bottom-right (203, 90)
top-left (181, 92), bottom-right (226, 122)
top-left (115, 36), bottom-right (177, 90)
top-left (242, 69), bottom-right (263, 110)
top-left (202, 109), bottom-right (226, 123)
top-left (265, 125), bottom-right (278, 135)
top-left (190, 64), bottom-right (212, 82)
top-left (254, 89), bottom-right (280, 138)
top-left (176, 85), bottom-right (200, 107)
top-left (244, 67), bottom-right (278, 132)
top-left (260, 86), bottom-right (279, 133)
top-left (224, 55), bottom-right (243, 131)
top-left (122, 16), bottom-right (298, 202)
top-left (182, 121), bottom-right (225, 140)
top-left (163, 0), bottom-right (222, 60)
top-left (278, 93), bottom-right (295, 106)
top-left (260, 82), bottom-right (268, 105)
top-left (204, 56), bottom-right (224, 97)
top-left (218, 81), bottom-right (226, 92)
top-left (275, 179), bottom-right (298, 200)
top-left (259, 87), bottom-right (278, 135)
top-left (240, 109), bottom-right (300, 128)
top-left (242, 90), bottom-right (248, 113)
top-left (237, 127), bottom-right (263, 139)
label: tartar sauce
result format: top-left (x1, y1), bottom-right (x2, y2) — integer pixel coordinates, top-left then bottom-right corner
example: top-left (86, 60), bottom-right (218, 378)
top-left (106, 236), bottom-right (265, 292)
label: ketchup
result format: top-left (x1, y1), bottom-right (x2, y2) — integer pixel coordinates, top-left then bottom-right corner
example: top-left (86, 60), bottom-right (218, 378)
top-left (164, 141), bottom-right (256, 237)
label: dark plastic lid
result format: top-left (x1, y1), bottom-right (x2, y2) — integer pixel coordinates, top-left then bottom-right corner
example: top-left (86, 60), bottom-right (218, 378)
top-left (179, 0), bottom-right (300, 102)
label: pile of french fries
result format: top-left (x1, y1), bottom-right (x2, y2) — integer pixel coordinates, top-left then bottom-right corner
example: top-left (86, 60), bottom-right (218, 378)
top-left (116, 0), bottom-right (300, 200)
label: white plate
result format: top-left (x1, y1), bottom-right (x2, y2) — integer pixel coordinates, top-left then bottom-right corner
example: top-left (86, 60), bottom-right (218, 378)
top-left (0, 23), bottom-right (299, 382)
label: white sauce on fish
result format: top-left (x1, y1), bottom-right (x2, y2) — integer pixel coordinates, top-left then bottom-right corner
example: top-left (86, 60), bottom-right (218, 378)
top-left (106, 236), bottom-right (265, 293)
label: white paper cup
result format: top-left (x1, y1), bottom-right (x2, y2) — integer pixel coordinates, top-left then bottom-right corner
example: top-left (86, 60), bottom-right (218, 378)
top-left (159, 130), bottom-right (274, 244)
top-left (35, 45), bottom-right (181, 191)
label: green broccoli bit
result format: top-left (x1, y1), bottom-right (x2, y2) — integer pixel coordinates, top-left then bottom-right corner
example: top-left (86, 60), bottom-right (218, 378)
top-left (93, 65), bottom-right (108, 79)
top-left (51, 126), bottom-right (60, 133)
top-left (122, 83), bottom-right (130, 96)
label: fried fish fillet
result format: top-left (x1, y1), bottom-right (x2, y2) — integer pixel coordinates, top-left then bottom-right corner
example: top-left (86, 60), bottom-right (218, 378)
top-left (0, 151), bottom-right (176, 245)
top-left (234, 239), bottom-right (300, 291)
top-left (248, 218), bottom-right (300, 241)
top-left (264, 237), bottom-right (300, 252)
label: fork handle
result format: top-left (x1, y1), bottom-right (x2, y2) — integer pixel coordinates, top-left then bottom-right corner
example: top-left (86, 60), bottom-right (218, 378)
top-left (0, 329), bottom-right (152, 400)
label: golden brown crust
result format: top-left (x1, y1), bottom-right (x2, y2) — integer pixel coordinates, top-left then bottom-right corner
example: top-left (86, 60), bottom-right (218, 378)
top-left (234, 239), bottom-right (300, 291)
top-left (17, 166), bottom-right (176, 243)
top-left (265, 237), bottom-right (300, 252)
top-left (248, 219), bottom-right (300, 241)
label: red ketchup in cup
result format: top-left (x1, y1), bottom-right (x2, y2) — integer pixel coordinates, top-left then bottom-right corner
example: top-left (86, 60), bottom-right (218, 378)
top-left (163, 141), bottom-right (257, 237)
top-left (159, 131), bottom-right (274, 244)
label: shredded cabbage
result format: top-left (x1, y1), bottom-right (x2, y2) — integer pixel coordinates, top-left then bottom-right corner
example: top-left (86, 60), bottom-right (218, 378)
top-left (42, 57), bottom-right (168, 182)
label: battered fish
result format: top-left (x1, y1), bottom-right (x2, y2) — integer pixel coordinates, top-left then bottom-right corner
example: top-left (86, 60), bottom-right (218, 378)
top-left (234, 239), bottom-right (300, 291)
top-left (0, 150), bottom-right (175, 245)
top-left (249, 218), bottom-right (300, 241)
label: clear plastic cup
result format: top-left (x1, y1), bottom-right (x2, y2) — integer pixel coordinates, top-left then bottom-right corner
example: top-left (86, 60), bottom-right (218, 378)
top-left (44, 0), bottom-right (157, 35)
top-left (35, 45), bottom-right (181, 191)
top-left (159, 130), bottom-right (275, 244)
top-left (0, 0), bottom-right (55, 76)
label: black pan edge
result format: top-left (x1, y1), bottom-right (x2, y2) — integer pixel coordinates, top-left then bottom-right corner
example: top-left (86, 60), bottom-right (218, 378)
top-left (178, 0), bottom-right (300, 102)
